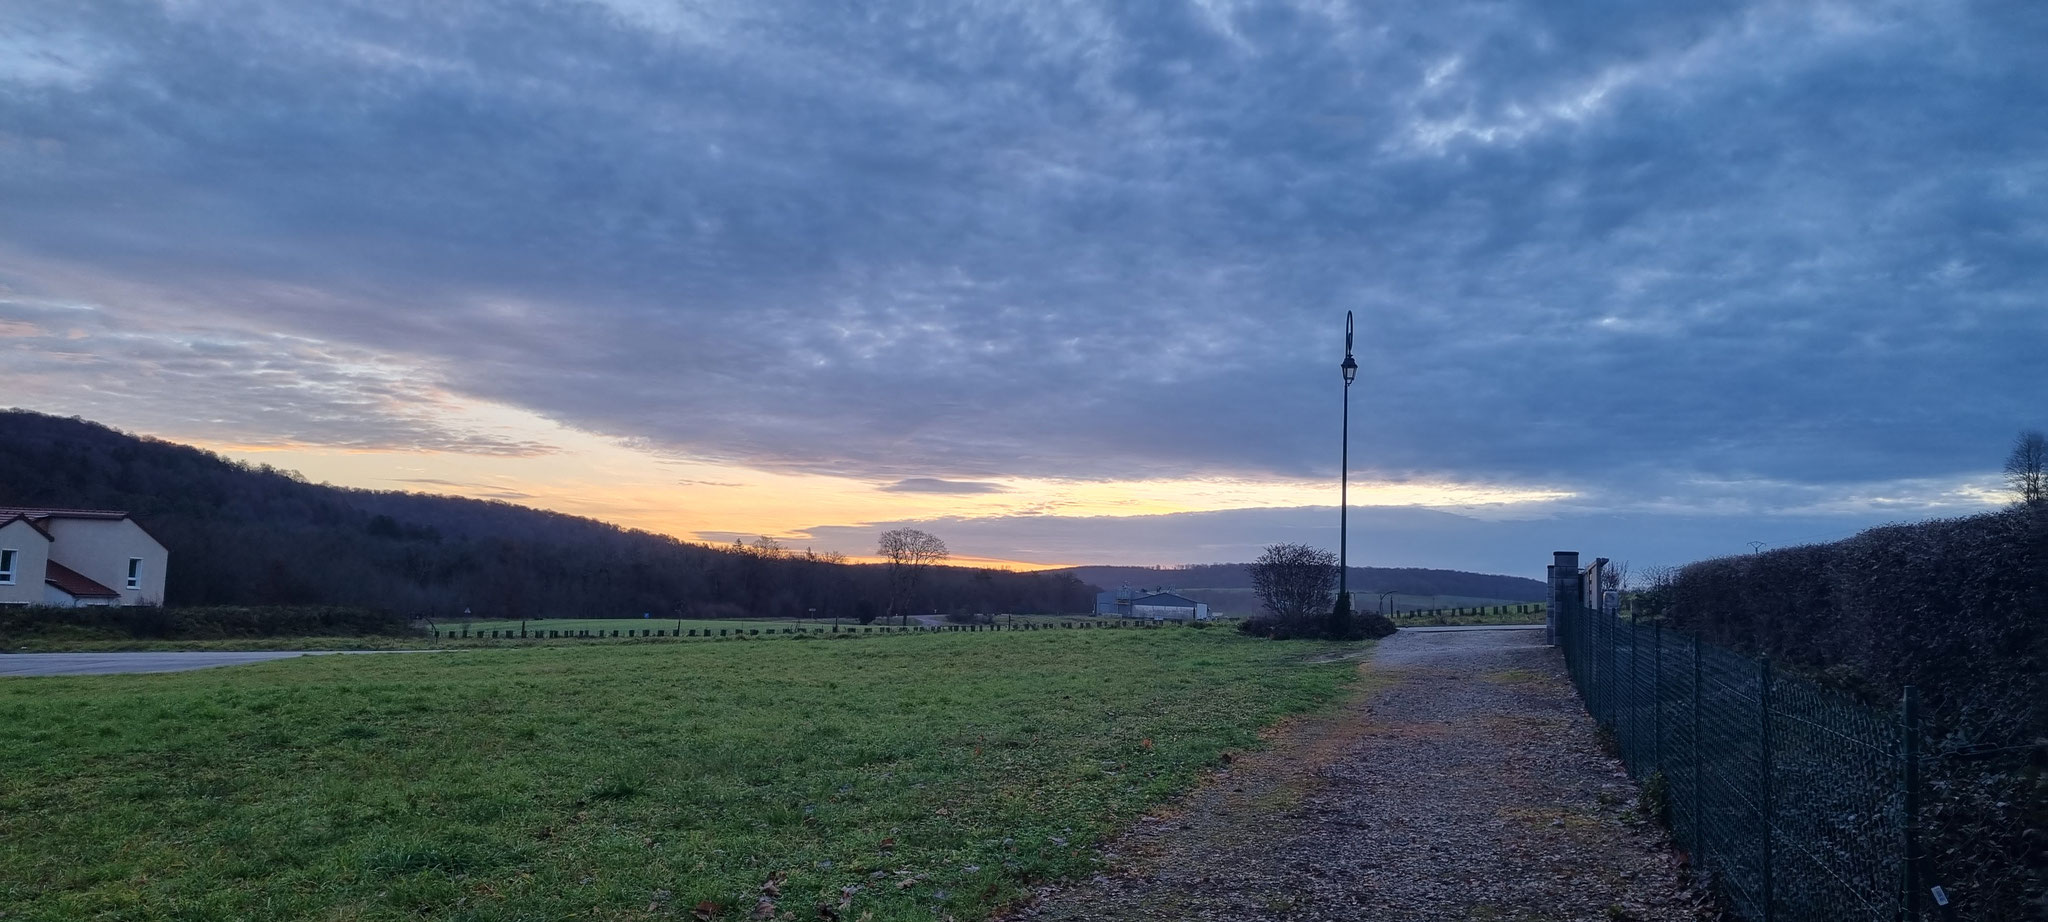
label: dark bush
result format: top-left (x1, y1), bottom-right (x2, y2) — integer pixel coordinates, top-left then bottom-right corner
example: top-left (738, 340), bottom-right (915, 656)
top-left (1353, 612), bottom-right (1397, 639)
top-left (1657, 507), bottom-right (2046, 920)
top-left (1326, 591), bottom-right (1353, 639)
top-left (1238, 610), bottom-right (1395, 641)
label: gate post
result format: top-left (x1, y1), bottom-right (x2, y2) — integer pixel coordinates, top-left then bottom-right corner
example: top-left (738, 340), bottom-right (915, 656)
top-left (1692, 634), bottom-right (1704, 875)
top-left (1759, 656), bottom-right (1775, 922)
top-left (1653, 620), bottom-right (1663, 773)
top-left (1901, 685), bottom-right (1921, 921)
top-left (1547, 551), bottom-right (1580, 646)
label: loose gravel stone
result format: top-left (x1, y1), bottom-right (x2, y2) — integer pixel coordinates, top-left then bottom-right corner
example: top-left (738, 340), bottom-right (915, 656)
top-left (1010, 627), bottom-right (1713, 922)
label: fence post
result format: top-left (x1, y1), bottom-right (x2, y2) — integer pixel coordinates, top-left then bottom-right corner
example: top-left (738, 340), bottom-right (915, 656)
top-left (1653, 620), bottom-right (1662, 773)
top-left (1547, 551), bottom-right (1579, 646)
top-left (1692, 634), bottom-right (1704, 875)
top-left (1605, 596), bottom-right (1618, 728)
top-left (1629, 605), bottom-right (1641, 764)
top-left (1901, 685), bottom-right (1921, 922)
top-left (1759, 655), bottom-right (1775, 922)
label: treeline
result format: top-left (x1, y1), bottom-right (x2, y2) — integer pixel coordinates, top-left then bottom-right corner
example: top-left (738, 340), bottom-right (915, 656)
top-left (1645, 507), bottom-right (2045, 921)
top-left (0, 411), bottom-right (1096, 618)
top-left (1052, 563), bottom-right (1547, 600)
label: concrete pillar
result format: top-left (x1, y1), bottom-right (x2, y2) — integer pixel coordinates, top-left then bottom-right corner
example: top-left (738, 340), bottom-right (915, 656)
top-left (1547, 551), bottom-right (1581, 646)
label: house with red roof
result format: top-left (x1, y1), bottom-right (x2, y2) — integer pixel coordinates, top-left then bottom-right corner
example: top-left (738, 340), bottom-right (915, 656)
top-left (0, 509), bottom-right (168, 607)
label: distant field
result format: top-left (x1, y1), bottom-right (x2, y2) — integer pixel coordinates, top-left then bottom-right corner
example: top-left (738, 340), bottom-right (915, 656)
top-left (0, 629), bottom-right (1359, 921)
top-left (1390, 603), bottom-right (1547, 627)
top-left (445, 617), bottom-right (825, 635)
top-left (448, 614), bottom-right (1115, 634)
top-left (5, 615), bottom-right (1138, 653)
top-left (1179, 588), bottom-right (1528, 618)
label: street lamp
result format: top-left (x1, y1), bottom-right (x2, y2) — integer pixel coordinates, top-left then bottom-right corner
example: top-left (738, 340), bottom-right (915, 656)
top-left (1340, 311), bottom-right (1358, 605)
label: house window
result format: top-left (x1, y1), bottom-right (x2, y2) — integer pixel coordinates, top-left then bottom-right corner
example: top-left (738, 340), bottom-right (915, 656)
top-left (0, 549), bottom-right (14, 585)
top-left (127, 557), bottom-right (142, 590)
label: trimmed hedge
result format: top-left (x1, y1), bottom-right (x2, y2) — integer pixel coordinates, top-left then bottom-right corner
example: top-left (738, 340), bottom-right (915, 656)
top-left (1647, 508), bottom-right (2045, 921)
top-left (0, 605), bottom-right (415, 641)
top-left (1237, 610), bottom-right (1396, 641)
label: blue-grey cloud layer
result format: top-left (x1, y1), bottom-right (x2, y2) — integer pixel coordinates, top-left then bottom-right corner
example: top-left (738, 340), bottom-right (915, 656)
top-left (3, 1), bottom-right (2045, 510)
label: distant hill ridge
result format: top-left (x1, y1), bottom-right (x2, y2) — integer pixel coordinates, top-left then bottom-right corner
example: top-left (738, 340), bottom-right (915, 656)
top-left (1048, 563), bottom-right (1546, 602)
top-left (0, 410), bottom-right (1093, 617)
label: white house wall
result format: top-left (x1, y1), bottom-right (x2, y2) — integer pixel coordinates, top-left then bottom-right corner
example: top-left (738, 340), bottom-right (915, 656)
top-left (43, 518), bottom-right (168, 606)
top-left (0, 519), bottom-right (51, 606)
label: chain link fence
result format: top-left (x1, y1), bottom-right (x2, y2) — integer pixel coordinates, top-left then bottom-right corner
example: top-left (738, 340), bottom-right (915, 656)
top-left (1558, 597), bottom-right (1920, 922)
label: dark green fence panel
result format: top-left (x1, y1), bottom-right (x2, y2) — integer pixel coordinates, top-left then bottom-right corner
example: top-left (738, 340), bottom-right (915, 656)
top-left (1555, 600), bottom-right (1914, 922)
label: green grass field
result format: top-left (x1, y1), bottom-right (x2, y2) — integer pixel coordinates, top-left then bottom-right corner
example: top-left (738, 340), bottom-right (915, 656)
top-left (0, 628), bottom-right (1360, 921)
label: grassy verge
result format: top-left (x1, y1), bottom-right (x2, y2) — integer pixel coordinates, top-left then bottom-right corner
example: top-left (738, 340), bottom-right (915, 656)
top-left (0, 629), bottom-right (1361, 921)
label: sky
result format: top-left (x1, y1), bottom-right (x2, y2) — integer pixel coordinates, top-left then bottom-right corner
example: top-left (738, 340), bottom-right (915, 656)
top-left (3, 0), bottom-right (2043, 578)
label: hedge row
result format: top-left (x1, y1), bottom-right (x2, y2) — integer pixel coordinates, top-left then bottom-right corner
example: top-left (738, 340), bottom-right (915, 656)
top-left (1646, 507), bottom-right (2045, 920)
top-left (0, 604), bottom-right (412, 640)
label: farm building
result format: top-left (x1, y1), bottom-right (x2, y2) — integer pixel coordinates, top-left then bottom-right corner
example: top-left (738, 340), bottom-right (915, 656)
top-left (0, 508), bottom-right (169, 607)
top-left (1130, 592), bottom-right (1210, 621)
top-left (1095, 587), bottom-right (1144, 616)
top-left (1096, 588), bottom-right (1212, 620)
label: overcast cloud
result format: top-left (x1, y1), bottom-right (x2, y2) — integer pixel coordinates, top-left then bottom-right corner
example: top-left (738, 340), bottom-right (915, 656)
top-left (3, 0), bottom-right (2044, 569)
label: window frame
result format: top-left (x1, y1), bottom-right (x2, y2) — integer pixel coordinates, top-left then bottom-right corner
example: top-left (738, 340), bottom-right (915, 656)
top-left (0, 548), bottom-right (14, 585)
top-left (126, 557), bottom-right (142, 590)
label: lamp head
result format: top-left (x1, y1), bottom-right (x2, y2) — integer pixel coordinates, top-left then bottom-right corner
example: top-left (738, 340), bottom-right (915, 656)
top-left (1341, 353), bottom-right (1358, 384)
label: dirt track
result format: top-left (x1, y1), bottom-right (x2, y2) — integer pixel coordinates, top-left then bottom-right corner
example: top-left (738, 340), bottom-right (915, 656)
top-left (1012, 627), bottom-right (1709, 922)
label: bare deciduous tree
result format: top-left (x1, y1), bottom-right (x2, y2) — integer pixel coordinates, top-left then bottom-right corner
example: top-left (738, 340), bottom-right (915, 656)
top-left (1599, 560), bottom-right (1630, 592)
top-left (878, 528), bottom-right (948, 624)
top-left (1247, 543), bottom-right (1338, 625)
top-left (2004, 429), bottom-right (2046, 507)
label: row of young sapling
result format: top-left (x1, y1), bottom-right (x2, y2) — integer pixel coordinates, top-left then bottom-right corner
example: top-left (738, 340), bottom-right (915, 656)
top-left (1392, 602), bottom-right (1545, 619)
top-left (426, 619), bottom-right (1186, 640)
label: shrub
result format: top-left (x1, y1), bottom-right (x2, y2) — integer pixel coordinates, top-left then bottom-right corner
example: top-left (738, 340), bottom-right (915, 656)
top-left (1325, 591), bottom-right (1353, 639)
top-left (1658, 507), bottom-right (2046, 919)
top-left (1238, 610), bottom-right (1394, 641)
top-left (1353, 612), bottom-right (1397, 639)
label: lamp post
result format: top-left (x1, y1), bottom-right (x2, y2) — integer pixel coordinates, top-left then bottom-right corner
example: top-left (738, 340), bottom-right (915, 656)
top-left (1340, 311), bottom-right (1358, 604)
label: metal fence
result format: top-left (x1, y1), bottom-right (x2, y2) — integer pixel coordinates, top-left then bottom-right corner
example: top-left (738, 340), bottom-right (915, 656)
top-left (1557, 600), bottom-right (1921, 922)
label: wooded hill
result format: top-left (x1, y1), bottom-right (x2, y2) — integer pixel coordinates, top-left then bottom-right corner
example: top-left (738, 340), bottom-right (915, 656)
top-left (0, 411), bottom-right (1095, 618)
top-left (1050, 563), bottom-right (1547, 602)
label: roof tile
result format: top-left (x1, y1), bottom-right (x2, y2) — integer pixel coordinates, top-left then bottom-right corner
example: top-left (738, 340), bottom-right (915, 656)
top-left (45, 561), bottom-right (121, 599)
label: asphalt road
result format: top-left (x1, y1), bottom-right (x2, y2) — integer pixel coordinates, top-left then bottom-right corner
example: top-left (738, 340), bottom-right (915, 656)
top-left (0, 651), bottom-right (422, 677)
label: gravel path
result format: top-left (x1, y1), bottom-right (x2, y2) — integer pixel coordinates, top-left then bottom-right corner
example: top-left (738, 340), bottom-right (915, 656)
top-left (1012, 628), bottom-right (1709, 922)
